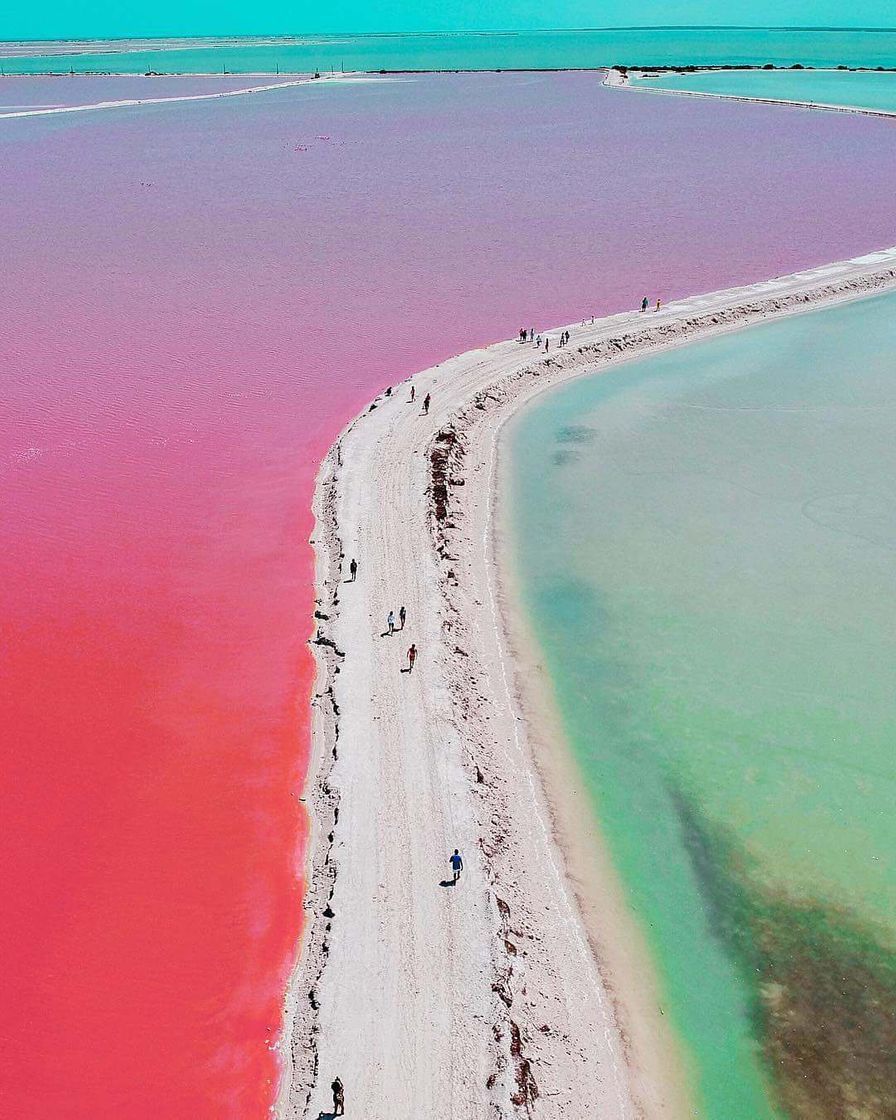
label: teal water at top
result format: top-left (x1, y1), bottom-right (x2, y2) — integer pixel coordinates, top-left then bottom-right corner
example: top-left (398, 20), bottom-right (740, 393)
top-left (632, 67), bottom-right (896, 112)
top-left (506, 291), bottom-right (896, 1117)
top-left (4, 28), bottom-right (896, 74)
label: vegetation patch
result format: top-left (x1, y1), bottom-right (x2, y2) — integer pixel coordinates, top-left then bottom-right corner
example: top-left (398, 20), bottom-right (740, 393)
top-left (671, 789), bottom-right (896, 1120)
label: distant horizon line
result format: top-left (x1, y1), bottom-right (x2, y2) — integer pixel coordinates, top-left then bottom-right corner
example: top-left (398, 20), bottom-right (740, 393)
top-left (4, 26), bottom-right (896, 48)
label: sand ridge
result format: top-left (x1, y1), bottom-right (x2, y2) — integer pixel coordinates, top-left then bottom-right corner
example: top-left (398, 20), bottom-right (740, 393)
top-left (0, 72), bottom-right (355, 120)
top-left (276, 245), bottom-right (896, 1120)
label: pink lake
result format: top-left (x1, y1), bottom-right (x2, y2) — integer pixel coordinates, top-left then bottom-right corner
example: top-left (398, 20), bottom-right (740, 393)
top-left (2, 72), bottom-right (895, 1118)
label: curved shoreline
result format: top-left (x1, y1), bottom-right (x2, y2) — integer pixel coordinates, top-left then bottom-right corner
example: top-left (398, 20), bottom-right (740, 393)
top-left (603, 66), bottom-right (896, 119)
top-left (277, 245), bottom-right (896, 1119)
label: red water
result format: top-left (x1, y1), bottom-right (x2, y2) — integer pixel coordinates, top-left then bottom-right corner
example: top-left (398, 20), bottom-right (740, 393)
top-left (3, 73), bottom-right (896, 1117)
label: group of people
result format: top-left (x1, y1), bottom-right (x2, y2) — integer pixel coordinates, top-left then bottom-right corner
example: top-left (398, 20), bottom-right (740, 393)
top-left (518, 325), bottom-right (574, 352)
top-left (518, 298), bottom-right (663, 359)
top-left (349, 559), bottom-right (418, 672)
top-left (385, 606), bottom-right (406, 635)
top-left (518, 326), bottom-right (552, 351)
top-left (409, 384), bottom-right (431, 415)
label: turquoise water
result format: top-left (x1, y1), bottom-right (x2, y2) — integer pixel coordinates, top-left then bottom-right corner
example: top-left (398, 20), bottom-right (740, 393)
top-left (507, 292), bottom-right (896, 1118)
top-left (631, 67), bottom-right (896, 112)
top-left (4, 28), bottom-right (896, 74)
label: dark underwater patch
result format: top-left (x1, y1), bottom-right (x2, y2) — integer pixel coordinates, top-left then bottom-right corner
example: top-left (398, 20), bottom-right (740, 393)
top-left (670, 787), bottom-right (896, 1120)
top-left (551, 448), bottom-right (577, 466)
top-left (555, 423), bottom-right (596, 444)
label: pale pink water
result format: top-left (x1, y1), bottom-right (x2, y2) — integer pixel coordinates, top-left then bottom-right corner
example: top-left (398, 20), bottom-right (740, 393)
top-left (2, 72), bottom-right (895, 1118)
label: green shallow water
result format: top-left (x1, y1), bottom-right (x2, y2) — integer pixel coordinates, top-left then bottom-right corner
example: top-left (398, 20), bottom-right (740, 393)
top-left (631, 68), bottom-right (896, 112)
top-left (505, 291), bottom-right (896, 1119)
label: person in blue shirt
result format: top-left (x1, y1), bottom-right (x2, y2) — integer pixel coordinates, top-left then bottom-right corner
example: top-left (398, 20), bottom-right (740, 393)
top-left (450, 849), bottom-right (464, 883)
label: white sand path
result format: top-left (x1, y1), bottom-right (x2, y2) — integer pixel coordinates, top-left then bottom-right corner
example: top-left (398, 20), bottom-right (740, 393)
top-left (0, 72), bottom-right (353, 121)
top-left (278, 244), bottom-right (896, 1120)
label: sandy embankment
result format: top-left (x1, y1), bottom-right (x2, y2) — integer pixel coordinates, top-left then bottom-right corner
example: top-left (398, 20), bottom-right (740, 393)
top-left (604, 65), bottom-right (896, 120)
top-left (275, 245), bottom-right (896, 1120)
top-left (0, 72), bottom-right (355, 120)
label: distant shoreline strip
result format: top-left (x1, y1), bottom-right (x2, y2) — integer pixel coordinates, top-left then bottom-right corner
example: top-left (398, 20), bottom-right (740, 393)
top-left (604, 66), bottom-right (896, 119)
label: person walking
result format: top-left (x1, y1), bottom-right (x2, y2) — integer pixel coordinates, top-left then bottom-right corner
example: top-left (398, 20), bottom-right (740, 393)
top-left (331, 1075), bottom-right (345, 1116)
top-left (349, 558), bottom-right (357, 582)
top-left (399, 605), bottom-right (406, 630)
top-left (655, 298), bottom-right (662, 312)
top-left (450, 849), bottom-right (463, 883)
top-left (410, 384), bottom-right (416, 403)
top-left (387, 610), bottom-right (395, 635)
top-left (641, 295), bottom-right (649, 312)
top-left (423, 393), bottom-right (431, 415)
top-left (407, 643), bottom-right (417, 672)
